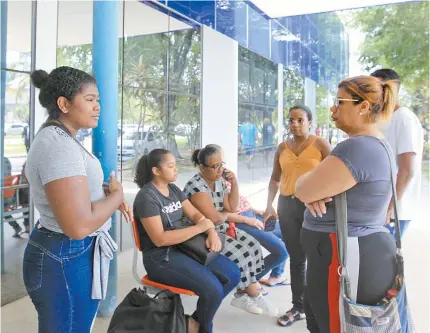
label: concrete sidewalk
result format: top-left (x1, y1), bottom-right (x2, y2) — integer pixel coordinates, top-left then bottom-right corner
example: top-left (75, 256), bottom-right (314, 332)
top-left (2, 184), bottom-right (429, 332)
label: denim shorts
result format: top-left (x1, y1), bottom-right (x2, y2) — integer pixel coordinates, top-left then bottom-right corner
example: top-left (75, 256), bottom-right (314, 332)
top-left (23, 225), bottom-right (99, 333)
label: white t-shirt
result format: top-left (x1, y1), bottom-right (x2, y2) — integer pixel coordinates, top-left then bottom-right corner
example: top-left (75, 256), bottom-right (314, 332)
top-left (381, 107), bottom-right (424, 221)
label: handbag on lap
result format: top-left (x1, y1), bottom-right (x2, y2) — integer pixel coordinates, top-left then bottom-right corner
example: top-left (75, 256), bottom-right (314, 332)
top-left (151, 188), bottom-right (224, 265)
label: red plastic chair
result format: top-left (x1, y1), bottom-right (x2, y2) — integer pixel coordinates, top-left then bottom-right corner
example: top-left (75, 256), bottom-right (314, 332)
top-left (3, 175), bottom-right (19, 200)
top-left (130, 218), bottom-right (196, 296)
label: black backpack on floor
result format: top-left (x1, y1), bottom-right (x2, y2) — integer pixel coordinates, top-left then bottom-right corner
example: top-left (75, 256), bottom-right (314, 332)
top-left (108, 288), bottom-right (186, 333)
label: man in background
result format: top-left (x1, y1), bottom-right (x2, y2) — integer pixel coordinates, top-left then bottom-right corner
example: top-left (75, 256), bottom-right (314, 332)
top-left (262, 117), bottom-right (275, 166)
top-left (239, 117), bottom-right (258, 169)
top-left (371, 68), bottom-right (424, 238)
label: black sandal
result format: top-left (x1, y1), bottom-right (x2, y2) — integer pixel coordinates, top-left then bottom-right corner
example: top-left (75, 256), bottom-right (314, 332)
top-left (277, 307), bottom-right (306, 327)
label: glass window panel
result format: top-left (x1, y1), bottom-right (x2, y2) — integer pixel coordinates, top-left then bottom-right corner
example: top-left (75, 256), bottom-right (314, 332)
top-left (57, 1), bottom-right (93, 72)
top-left (266, 63), bottom-right (278, 107)
top-left (239, 60), bottom-right (251, 102)
top-left (168, 28), bottom-right (201, 97)
top-left (1, 70), bottom-right (31, 304)
top-left (252, 64), bottom-right (265, 105)
top-left (287, 41), bottom-right (301, 73)
top-left (5, 1), bottom-right (32, 71)
top-left (248, 5), bottom-right (270, 59)
top-left (216, 0), bottom-right (247, 46)
top-left (167, 94), bottom-right (200, 185)
top-left (119, 2), bottom-right (202, 251)
top-left (270, 20), bottom-right (286, 64)
top-left (283, 68), bottom-right (305, 128)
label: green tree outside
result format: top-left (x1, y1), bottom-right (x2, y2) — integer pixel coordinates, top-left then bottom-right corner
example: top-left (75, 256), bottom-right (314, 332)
top-left (347, 2), bottom-right (429, 133)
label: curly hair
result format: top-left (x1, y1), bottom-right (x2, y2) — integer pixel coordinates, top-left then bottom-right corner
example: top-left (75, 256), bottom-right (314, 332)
top-left (31, 66), bottom-right (96, 120)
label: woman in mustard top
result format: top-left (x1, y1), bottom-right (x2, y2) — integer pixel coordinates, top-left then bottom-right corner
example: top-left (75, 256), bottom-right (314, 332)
top-left (264, 105), bottom-right (331, 327)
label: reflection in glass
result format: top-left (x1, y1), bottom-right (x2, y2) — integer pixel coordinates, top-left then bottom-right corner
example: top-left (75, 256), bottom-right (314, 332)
top-left (119, 88), bottom-right (166, 171)
top-left (168, 29), bottom-right (201, 96)
top-left (1, 71), bottom-right (31, 305)
top-left (168, 95), bottom-right (200, 166)
top-left (5, 1), bottom-right (32, 71)
top-left (282, 68), bottom-right (305, 141)
top-left (118, 1), bottom-right (202, 251)
top-left (56, 1), bottom-right (93, 72)
top-left (237, 48), bottom-right (278, 193)
top-left (123, 33), bottom-right (168, 92)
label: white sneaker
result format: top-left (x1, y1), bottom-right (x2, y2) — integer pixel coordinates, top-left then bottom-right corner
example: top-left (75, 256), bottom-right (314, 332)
top-left (231, 294), bottom-right (263, 315)
top-left (253, 295), bottom-right (279, 317)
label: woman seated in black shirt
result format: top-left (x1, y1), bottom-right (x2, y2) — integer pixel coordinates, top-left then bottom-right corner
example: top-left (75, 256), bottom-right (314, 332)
top-left (133, 149), bottom-right (240, 333)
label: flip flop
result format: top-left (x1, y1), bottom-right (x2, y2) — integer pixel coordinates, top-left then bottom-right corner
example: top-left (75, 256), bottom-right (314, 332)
top-left (258, 286), bottom-right (268, 296)
top-left (259, 277), bottom-right (290, 287)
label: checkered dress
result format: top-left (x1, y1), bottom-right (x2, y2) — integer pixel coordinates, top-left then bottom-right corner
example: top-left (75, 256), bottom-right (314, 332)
top-left (184, 173), bottom-right (265, 289)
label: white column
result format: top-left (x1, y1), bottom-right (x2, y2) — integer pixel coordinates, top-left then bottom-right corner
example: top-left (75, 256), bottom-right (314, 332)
top-left (277, 63), bottom-right (284, 144)
top-left (32, 0), bottom-right (58, 223)
top-left (304, 77), bottom-right (316, 133)
top-left (35, 0), bottom-right (58, 132)
top-left (201, 26), bottom-right (239, 174)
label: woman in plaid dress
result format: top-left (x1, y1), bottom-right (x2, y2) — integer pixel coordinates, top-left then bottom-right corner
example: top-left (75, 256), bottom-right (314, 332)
top-left (184, 144), bottom-right (278, 317)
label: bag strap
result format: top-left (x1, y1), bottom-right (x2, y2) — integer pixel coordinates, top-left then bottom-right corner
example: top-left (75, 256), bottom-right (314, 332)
top-left (335, 137), bottom-right (402, 299)
top-left (334, 192), bottom-right (350, 298)
top-left (379, 139), bottom-right (401, 250)
top-left (40, 121), bottom-right (95, 159)
top-left (150, 184), bottom-right (174, 228)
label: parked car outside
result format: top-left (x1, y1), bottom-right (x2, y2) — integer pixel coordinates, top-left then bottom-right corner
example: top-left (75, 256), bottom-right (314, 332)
top-left (5, 123), bottom-right (28, 136)
top-left (117, 126), bottom-right (166, 162)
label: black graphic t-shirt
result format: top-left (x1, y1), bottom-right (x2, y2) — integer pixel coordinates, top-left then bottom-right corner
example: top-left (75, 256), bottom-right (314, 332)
top-left (133, 183), bottom-right (187, 255)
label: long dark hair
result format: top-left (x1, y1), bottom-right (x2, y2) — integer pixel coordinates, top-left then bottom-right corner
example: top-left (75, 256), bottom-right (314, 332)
top-left (134, 149), bottom-right (170, 188)
top-left (191, 144), bottom-right (222, 167)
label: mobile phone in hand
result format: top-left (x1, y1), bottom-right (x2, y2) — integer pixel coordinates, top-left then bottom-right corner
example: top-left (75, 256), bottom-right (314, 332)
top-left (264, 216), bottom-right (276, 232)
top-left (222, 170), bottom-right (229, 180)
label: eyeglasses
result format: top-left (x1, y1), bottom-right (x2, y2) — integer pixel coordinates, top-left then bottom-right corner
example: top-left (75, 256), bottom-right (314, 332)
top-left (205, 162), bottom-right (225, 171)
top-left (334, 97), bottom-right (360, 108)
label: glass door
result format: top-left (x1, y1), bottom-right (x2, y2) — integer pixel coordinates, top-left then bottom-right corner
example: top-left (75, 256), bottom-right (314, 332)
top-left (1, 0), bottom-right (34, 305)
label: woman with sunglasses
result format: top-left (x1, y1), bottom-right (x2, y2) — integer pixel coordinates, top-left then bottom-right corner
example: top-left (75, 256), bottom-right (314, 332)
top-left (263, 105), bottom-right (331, 327)
top-left (184, 144), bottom-right (278, 317)
top-left (295, 76), bottom-right (398, 333)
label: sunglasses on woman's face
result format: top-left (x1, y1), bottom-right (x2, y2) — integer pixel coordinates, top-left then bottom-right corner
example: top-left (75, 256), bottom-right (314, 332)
top-left (333, 97), bottom-right (360, 108)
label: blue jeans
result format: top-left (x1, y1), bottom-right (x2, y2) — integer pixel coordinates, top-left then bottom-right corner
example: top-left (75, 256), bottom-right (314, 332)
top-left (385, 220), bottom-right (411, 239)
top-left (23, 226), bottom-right (99, 333)
top-left (237, 210), bottom-right (288, 279)
top-left (143, 248), bottom-right (240, 333)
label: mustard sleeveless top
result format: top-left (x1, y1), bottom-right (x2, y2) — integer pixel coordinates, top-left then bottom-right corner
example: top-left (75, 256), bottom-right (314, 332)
top-left (279, 136), bottom-right (323, 196)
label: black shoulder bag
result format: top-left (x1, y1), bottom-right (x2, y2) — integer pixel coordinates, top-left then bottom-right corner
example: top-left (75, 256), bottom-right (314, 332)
top-left (108, 288), bottom-right (186, 333)
top-left (151, 186), bottom-right (224, 265)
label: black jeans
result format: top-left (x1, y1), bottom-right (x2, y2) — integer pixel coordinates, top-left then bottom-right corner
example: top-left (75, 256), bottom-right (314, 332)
top-left (301, 228), bottom-right (397, 333)
top-left (277, 195), bottom-right (307, 311)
